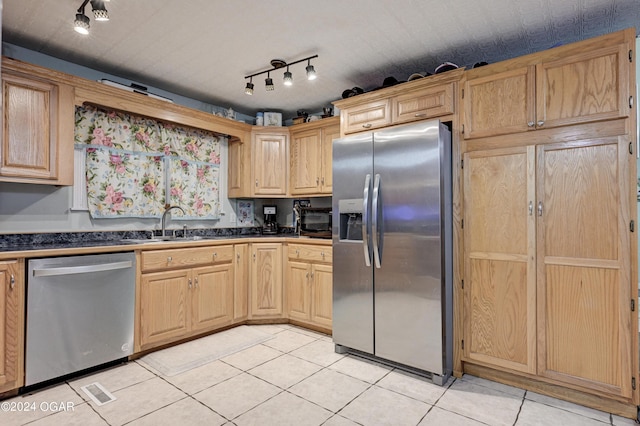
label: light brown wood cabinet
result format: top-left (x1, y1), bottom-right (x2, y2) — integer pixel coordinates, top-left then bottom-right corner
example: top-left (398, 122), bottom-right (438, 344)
top-left (463, 133), bottom-right (633, 399)
top-left (233, 244), bottom-right (249, 321)
top-left (334, 70), bottom-right (462, 137)
top-left (1, 68), bottom-right (74, 185)
top-left (138, 245), bottom-right (235, 350)
top-left (252, 128), bottom-right (289, 196)
top-left (0, 260), bottom-right (24, 393)
top-left (249, 243), bottom-right (283, 318)
top-left (462, 35), bottom-right (632, 139)
top-left (286, 244), bottom-right (332, 330)
top-left (289, 117), bottom-right (339, 195)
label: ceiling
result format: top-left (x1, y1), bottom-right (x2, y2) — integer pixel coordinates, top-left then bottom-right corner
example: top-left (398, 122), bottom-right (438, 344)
top-left (2, 0), bottom-right (639, 120)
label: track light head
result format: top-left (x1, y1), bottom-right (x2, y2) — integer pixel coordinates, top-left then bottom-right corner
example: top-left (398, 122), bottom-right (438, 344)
top-left (306, 61), bottom-right (317, 81)
top-left (265, 72), bottom-right (274, 91)
top-left (245, 79), bottom-right (254, 95)
top-left (91, 0), bottom-right (109, 21)
top-left (74, 12), bottom-right (90, 34)
top-left (283, 67), bottom-right (293, 86)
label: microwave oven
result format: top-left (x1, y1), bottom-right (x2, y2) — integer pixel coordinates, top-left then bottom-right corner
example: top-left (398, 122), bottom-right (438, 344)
top-left (298, 207), bottom-right (332, 238)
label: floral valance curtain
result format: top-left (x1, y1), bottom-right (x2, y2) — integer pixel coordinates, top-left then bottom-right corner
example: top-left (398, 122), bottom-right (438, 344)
top-left (74, 105), bottom-right (223, 219)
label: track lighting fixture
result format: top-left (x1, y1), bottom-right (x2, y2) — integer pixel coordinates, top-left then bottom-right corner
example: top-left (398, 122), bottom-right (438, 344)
top-left (74, 0), bottom-right (110, 35)
top-left (244, 55), bottom-right (318, 94)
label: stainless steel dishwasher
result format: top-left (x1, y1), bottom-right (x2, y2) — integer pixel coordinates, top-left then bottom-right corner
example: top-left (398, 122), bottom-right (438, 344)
top-left (26, 252), bottom-right (135, 386)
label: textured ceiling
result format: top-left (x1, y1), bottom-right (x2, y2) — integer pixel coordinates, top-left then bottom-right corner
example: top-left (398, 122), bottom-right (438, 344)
top-left (2, 0), bottom-right (639, 120)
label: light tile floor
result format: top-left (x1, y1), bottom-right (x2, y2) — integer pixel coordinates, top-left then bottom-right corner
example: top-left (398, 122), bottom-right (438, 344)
top-left (1, 324), bottom-right (635, 426)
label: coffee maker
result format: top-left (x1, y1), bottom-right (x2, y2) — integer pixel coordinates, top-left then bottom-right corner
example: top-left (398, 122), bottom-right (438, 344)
top-left (262, 205), bottom-right (278, 235)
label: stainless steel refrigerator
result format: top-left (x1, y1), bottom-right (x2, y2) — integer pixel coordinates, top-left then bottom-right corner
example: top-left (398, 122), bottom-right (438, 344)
top-left (332, 119), bottom-right (453, 385)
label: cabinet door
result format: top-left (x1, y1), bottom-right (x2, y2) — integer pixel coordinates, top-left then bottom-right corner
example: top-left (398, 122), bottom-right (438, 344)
top-left (287, 260), bottom-right (311, 321)
top-left (0, 260), bottom-right (23, 393)
top-left (536, 43), bottom-right (629, 130)
top-left (233, 244), bottom-right (249, 321)
top-left (311, 263), bottom-right (333, 329)
top-left (320, 124), bottom-right (340, 193)
top-left (463, 146), bottom-right (537, 374)
top-left (392, 83), bottom-right (455, 124)
top-left (463, 66), bottom-right (535, 139)
top-left (290, 129), bottom-right (321, 195)
top-left (192, 265), bottom-right (234, 331)
top-left (537, 137), bottom-right (632, 398)
top-left (341, 99), bottom-right (391, 135)
top-left (139, 270), bottom-right (190, 348)
top-left (228, 135), bottom-right (251, 198)
top-left (252, 132), bottom-right (288, 195)
top-left (250, 243), bottom-right (283, 317)
top-left (1, 73), bottom-right (73, 185)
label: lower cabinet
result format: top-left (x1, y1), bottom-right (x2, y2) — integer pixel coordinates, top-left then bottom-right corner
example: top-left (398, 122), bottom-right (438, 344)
top-left (249, 243), bottom-right (283, 319)
top-left (286, 244), bottom-right (332, 330)
top-left (0, 260), bottom-right (24, 393)
top-left (138, 245), bottom-right (234, 351)
top-left (233, 244), bottom-right (249, 321)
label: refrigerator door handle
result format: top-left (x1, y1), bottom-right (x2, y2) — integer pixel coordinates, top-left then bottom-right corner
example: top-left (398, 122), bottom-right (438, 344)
top-left (362, 174), bottom-right (372, 267)
top-left (372, 173), bottom-right (382, 269)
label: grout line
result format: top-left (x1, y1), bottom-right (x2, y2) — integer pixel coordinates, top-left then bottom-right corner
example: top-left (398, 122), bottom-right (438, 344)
top-left (512, 390), bottom-right (526, 425)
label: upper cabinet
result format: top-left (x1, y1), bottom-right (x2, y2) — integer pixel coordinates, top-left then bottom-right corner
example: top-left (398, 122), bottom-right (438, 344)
top-left (289, 117), bottom-right (339, 196)
top-left (462, 32), bottom-right (632, 139)
top-left (1, 66), bottom-right (74, 185)
top-left (334, 69), bottom-right (463, 137)
top-left (229, 127), bottom-right (289, 197)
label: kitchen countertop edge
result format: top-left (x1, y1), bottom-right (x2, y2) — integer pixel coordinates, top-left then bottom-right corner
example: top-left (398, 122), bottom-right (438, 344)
top-left (0, 236), bottom-right (332, 260)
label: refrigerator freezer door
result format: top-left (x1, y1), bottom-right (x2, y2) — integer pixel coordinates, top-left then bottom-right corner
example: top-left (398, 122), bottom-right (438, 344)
top-left (332, 132), bottom-right (375, 354)
top-left (373, 121), bottom-right (451, 374)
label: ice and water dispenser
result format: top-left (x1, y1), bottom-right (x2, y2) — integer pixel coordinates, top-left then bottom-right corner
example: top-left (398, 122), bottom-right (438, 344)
top-left (338, 199), bottom-right (364, 241)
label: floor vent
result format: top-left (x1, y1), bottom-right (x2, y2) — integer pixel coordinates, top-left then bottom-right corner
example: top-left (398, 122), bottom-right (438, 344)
top-left (80, 382), bottom-right (117, 406)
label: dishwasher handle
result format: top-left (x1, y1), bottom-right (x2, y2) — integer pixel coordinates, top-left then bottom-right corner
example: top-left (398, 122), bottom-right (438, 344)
top-left (32, 260), bottom-right (133, 277)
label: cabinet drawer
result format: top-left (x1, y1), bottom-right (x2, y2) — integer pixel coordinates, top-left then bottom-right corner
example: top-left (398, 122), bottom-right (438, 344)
top-left (141, 245), bottom-right (233, 272)
top-left (288, 244), bottom-right (332, 263)
top-left (392, 83), bottom-right (454, 124)
top-left (341, 99), bottom-right (391, 135)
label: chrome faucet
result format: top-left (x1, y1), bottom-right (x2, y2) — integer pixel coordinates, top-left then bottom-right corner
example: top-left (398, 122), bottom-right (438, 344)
top-left (161, 205), bottom-right (185, 238)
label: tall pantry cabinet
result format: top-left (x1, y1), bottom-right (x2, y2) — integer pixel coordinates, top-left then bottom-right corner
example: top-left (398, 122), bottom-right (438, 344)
top-left (461, 27), bottom-right (637, 409)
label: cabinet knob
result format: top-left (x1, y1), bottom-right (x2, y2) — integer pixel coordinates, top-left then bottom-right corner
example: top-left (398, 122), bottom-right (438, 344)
top-left (527, 121), bottom-right (534, 127)
top-left (321, 252), bottom-right (325, 258)
top-left (528, 201), bottom-right (533, 216)
top-left (321, 177), bottom-right (325, 185)
top-left (253, 253), bottom-right (256, 261)
top-left (537, 120), bottom-right (545, 127)
top-left (306, 272), bottom-right (309, 279)
top-left (538, 201), bottom-right (543, 216)
top-left (296, 249), bottom-right (299, 256)
top-left (188, 278), bottom-right (192, 289)
top-left (213, 252), bottom-right (217, 259)
top-left (195, 277), bottom-right (199, 288)
top-left (255, 179), bottom-right (259, 187)
top-left (362, 123), bottom-right (372, 129)
top-left (316, 177), bottom-right (320, 185)
top-left (310, 272), bottom-right (314, 280)
top-left (9, 274), bottom-right (15, 290)
top-left (237, 252), bottom-right (240, 262)
top-left (167, 256), bottom-right (173, 263)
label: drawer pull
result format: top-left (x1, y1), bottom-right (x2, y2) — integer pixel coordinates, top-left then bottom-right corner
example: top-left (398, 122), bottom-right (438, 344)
top-left (362, 123), bottom-right (372, 129)
top-left (527, 121), bottom-right (534, 127)
top-left (10, 274), bottom-right (15, 290)
top-left (537, 120), bottom-right (545, 127)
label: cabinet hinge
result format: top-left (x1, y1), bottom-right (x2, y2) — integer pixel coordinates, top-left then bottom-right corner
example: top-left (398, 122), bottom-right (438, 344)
top-left (632, 299), bottom-right (636, 312)
top-left (630, 142), bottom-right (634, 155)
top-left (461, 88), bottom-right (464, 99)
top-left (630, 96), bottom-right (634, 109)
top-left (461, 124), bottom-right (465, 134)
top-left (461, 339), bottom-right (464, 350)
top-left (461, 219), bottom-right (464, 229)
top-left (461, 159), bottom-right (464, 169)
top-left (629, 49), bottom-right (633, 63)
top-left (461, 279), bottom-right (464, 289)
top-left (633, 377), bottom-right (636, 390)
top-left (631, 220), bottom-right (635, 232)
